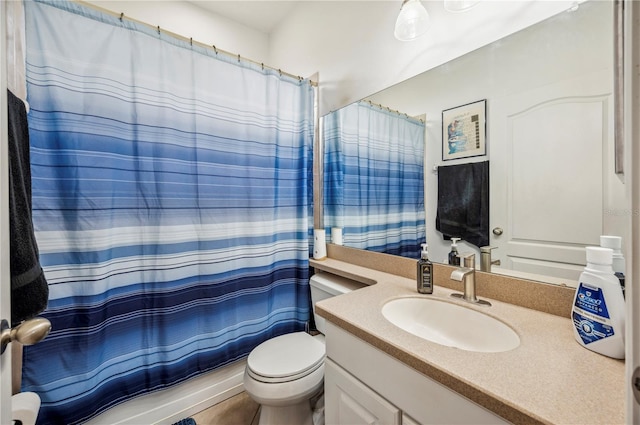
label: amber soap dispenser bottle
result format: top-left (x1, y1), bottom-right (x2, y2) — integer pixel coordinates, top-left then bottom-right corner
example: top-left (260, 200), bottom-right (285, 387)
top-left (417, 243), bottom-right (433, 294)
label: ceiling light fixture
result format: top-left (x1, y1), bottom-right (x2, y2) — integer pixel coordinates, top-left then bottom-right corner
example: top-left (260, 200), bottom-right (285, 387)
top-left (394, 0), bottom-right (430, 41)
top-left (566, 0), bottom-right (587, 13)
top-left (443, 0), bottom-right (480, 13)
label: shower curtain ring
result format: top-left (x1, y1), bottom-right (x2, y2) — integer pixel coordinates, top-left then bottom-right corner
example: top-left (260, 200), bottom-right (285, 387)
top-left (213, 45), bottom-right (218, 54)
top-left (237, 54), bottom-right (241, 63)
top-left (157, 25), bottom-right (160, 34)
top-left (119, 12), bottom-right (124, 22)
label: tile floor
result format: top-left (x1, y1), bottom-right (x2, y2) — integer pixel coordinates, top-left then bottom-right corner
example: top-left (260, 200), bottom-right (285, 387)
top-left (190, 391), bottom-right (260, 425)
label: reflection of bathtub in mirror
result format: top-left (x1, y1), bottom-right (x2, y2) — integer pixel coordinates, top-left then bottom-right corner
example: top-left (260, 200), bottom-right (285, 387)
top-left (322, 0), bottom-right (627, 285)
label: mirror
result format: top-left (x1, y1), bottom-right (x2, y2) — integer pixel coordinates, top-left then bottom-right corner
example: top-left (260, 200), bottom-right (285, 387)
top-left (322, 1), bottom-right (624, 287)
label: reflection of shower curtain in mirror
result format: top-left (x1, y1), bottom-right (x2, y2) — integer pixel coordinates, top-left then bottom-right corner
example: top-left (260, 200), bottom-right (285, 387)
top-left (21, 1), bottom-right (314, 423)
top-left (324, 101), bottom-right (425, 258)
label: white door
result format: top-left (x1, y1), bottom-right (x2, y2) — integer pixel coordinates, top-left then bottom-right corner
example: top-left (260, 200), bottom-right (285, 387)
top-left (1, 1), bottom-right (14, 422)
top-left (490, 69), bottom-right (625, 282)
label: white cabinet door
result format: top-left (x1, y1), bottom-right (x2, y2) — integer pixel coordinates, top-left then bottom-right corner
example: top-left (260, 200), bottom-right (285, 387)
top-left (325, 358), bottom-right (401, 425)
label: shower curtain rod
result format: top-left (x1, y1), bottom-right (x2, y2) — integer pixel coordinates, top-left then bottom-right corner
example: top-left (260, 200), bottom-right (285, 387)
top-left (361, 99), bottom-right (425, 124)
top-left (74, 0), bottom-right (318, 87)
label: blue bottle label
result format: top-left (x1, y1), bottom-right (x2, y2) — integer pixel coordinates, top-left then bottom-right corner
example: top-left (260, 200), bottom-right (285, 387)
top-left (574, 283), bottom-right (610, 318)
top-left (573, 283), bottom-right (614, 345)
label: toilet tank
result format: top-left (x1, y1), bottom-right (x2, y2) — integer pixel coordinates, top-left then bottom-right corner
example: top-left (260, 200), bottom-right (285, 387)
top-left (309, 271), bottom-right (366, 334)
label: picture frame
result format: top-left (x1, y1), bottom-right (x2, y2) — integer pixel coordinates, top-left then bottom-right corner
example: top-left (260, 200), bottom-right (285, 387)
top-left (442, 99), bottom-right (487, 161)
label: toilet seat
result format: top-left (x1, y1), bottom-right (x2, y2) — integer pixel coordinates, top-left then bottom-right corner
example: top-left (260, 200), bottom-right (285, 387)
top-left (247, 332), bottom-right (325, 383)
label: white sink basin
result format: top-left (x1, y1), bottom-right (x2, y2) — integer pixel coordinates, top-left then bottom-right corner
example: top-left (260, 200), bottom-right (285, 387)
top-left (381, 297), bottom-right (520, 353)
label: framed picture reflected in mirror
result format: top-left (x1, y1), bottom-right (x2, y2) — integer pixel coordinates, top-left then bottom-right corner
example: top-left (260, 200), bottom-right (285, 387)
top-left (442, 99), bottom-right (486, 161)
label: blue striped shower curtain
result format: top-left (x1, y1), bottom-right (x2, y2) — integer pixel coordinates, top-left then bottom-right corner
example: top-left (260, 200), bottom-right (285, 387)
top-left (324, 101), bottom-right (425, 258)
top-left (20, 1), bottom-right (314, 424)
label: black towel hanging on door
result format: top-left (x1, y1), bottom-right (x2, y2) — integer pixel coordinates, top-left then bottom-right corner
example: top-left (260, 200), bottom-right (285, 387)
top-left (7, 89), bottom-right (49, 326)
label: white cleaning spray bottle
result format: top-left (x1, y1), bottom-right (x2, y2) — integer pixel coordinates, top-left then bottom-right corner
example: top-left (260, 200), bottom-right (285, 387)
top-left (571, 247), bottom-right (625, 359)
top-left (600, 235), bottom-right (625, 298)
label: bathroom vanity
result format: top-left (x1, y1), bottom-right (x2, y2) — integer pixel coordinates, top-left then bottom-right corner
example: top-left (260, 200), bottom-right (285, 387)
top-left (324, 323), bottom-right (508, 424)
top-left (311, 247), bottom-right (625, 425)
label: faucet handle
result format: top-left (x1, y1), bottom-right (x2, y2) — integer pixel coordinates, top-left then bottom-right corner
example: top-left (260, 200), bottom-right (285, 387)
top-left (479, 246), bottom-right (501, 271)
top-left (450, 266), bottom-right (474, 282)
top-left (461, 253), bottom-right (475, 269)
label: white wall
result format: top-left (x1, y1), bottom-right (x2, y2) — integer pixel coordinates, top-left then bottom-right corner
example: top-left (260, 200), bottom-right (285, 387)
top-left (87, 1), bottom-right (270, 64)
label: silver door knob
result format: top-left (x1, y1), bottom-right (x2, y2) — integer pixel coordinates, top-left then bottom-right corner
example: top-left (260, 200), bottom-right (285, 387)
top-left (492, 227), bottom-right (504, 236)
top-left (1, 317), bottom-right (51, 354)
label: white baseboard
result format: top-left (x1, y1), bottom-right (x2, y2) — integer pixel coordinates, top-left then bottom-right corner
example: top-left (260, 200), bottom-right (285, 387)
top-left (85, 359), bottom-right (247, 425)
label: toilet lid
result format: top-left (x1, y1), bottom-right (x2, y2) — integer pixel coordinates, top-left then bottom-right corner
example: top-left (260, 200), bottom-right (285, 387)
top-left (247, 332), bottom-right (325, 383)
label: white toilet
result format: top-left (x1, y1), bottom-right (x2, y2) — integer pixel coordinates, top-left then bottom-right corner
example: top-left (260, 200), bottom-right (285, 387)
top-left (243, 271), bottom-right (365, 425)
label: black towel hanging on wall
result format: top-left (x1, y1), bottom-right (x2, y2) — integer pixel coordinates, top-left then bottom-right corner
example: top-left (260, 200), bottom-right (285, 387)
top-left (435, 160), bottom-right (490, 248)
top-left (7, 89), bottom-right (49, 326)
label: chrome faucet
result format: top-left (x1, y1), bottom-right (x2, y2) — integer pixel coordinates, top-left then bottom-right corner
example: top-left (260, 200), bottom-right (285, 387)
top-left (480, 246), bottom-right (501, 272)
top-left (450, 254), bottom-right (491, 306)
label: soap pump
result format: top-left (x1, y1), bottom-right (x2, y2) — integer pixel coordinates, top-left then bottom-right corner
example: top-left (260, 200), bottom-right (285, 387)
top-left (417, 243), bottom-right (433, 294)
top-left (448, 238), bottom-right (461, 266)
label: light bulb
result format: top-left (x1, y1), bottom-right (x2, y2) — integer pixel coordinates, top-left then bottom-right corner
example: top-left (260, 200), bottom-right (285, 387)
top-left (394, 0), bottom-right (430, 41)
